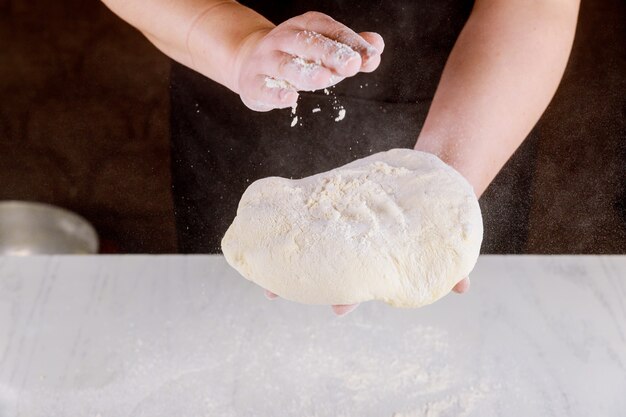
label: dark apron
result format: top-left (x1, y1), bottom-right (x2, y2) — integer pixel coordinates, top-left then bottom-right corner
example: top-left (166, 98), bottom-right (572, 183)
top-left (169, 0), bottom-right (535, 253)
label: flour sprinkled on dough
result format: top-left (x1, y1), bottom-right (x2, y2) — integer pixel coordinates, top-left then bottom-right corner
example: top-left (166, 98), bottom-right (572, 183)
top-left (222, 149), bottom-right (483, 307)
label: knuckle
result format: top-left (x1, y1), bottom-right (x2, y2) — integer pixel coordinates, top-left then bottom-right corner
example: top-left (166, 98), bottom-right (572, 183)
top-left (331, 27), bottom-right (353, 42)
top-left (301, 11), bottom-right (322, 20)
top-left (301, 10), bottom-right (332, 25)
top-left (276, 56), bottom-right (292, 76)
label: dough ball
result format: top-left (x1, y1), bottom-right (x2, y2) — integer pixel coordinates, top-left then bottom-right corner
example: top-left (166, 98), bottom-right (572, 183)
top-left (222, 149), bottom-right (483, 308)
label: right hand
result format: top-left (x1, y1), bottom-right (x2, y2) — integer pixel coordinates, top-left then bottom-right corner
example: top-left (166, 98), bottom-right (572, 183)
top-left (232, 11), bottom-right (384, 111)
top-left (452, 277), bottom-right (470, 293)
top-left (262, 275), bottom-right (469, 317)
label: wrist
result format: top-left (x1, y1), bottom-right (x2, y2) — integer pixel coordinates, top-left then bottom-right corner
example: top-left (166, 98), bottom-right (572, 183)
top-left (414, 132), bottom-right (488, 198)
top-left (186, 1), bottom-right (274, 93)
top-left (229, 26), bottom-right (273, 94)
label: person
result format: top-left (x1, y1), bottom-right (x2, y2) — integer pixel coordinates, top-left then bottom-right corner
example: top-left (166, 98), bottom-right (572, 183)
top-left (101, 0), bottom-right (580, 314)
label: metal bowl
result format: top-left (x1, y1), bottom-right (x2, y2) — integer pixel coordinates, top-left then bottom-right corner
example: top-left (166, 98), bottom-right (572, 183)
top-left (0, 201), bottom-right (99, 255)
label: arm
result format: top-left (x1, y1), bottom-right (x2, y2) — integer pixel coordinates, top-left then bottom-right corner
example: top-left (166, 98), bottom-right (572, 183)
top-left (101, 0), bottom-right (383, 314)
top-left (100, 0), bottom-right (383, 110)
top-left (415, 0), bottom-right (580, 197)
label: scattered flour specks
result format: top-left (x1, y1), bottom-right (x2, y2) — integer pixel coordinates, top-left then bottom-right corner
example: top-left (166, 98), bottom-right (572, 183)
top-left (391, 383), bottom-right (492, 417)
top-left (292, 56), bottom-right (321, 76)
top-left (7, 315), bottom-right (496, 417)
top-left (334, 108), bottom-right (346, 122)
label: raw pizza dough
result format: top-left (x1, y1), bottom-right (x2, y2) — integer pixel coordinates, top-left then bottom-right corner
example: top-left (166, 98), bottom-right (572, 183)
top-left (222, 149), bottom-right (483, 307)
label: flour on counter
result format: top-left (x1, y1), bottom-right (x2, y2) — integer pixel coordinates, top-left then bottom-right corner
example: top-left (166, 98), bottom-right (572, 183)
top-left (5, 264), bottom-right (500, 417)
top-left (0, 384), bottom-right (17, 416)
top-left (12, 320), bottom-right (495, 417)
top-left (392, 384), bottom-right (492, 417)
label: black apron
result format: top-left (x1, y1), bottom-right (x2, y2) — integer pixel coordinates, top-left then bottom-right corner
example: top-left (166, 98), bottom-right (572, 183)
top-left (169, 0), bottom-right (535, 253)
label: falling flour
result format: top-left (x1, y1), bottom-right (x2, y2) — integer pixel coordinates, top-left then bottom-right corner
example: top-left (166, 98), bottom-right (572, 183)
top-left (290, 103), bottom-right (298, 127)
top-left (265, 30), bottom-right (366, 126)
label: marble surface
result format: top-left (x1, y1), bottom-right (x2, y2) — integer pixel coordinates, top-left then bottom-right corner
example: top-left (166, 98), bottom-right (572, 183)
top-left (0, 255), bottom-right (624, 416)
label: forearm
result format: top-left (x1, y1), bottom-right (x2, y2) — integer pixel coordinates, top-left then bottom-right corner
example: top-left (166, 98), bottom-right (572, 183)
top-left (100, 0), bottom-right (274, 92)
top-left (415, 0), bottom-right (580, 196)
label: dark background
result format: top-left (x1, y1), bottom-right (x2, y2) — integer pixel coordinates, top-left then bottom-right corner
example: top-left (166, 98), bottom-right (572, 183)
top-left (0, 0), bottom-right (624, 253)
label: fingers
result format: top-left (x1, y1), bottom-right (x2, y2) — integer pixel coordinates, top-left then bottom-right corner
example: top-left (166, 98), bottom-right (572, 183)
top-left (452, 277), bottom-right (470, 294)
top-left (331, 304), bottom-right (359, 316)
top-left (262, 289), bottom-right (358, 317)
top-left (257, 51), bottom-right (335, 91)
top-left (271, 12), bottom-right (383, 77)
top-left (359, 31), bottom-right (385, 54)
top-left (238, 12), bottom-right (384, 110)
top-left (239, 74), bottom-right (299, 111)
top-left (264, 289), bottom-right (279, 300)
top-left (273, 29), bottom-right (362, 77)
top-left (357, 32), bottom-right (384, 72)
top-left (241, 46), bottom-right (345, 108)
top-left (298, 12), bottom-right (381, 72)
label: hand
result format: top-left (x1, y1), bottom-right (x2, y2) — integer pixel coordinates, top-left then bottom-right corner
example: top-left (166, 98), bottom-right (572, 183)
top-left (262, 289), bottom-right (359, 316)
top-left (262, 276), bottom-right (470, 316)
top-left (453, 277), bottom-right (470, 293)
top-left (232, 11), bottom-right (384, 111)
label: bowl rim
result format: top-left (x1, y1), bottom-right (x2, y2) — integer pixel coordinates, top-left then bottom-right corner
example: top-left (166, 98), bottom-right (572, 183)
top-left (0, 200), bottom-right (99, 254)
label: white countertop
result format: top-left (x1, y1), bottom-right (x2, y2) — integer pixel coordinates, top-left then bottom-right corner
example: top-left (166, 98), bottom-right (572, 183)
top-left (0, 255), bottom-right (624, 417)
